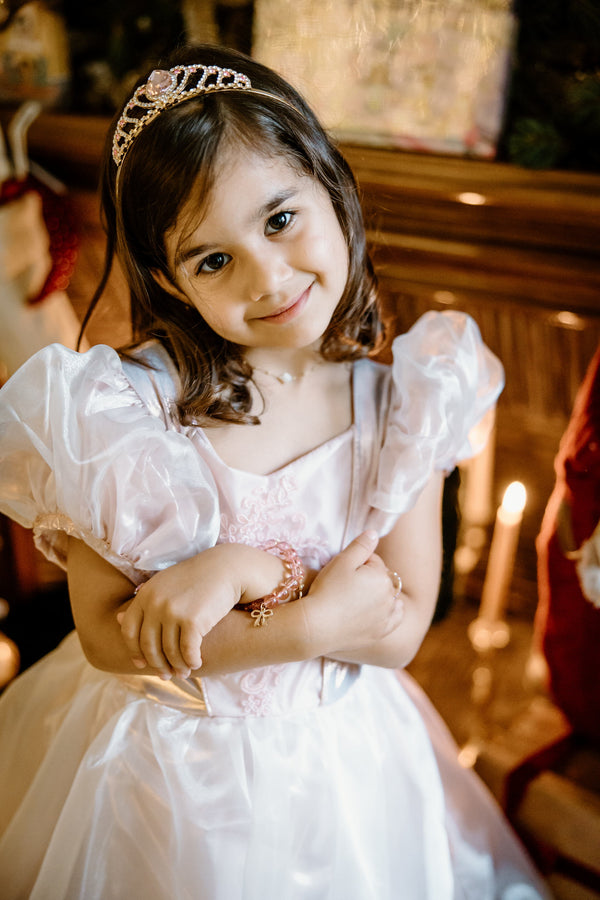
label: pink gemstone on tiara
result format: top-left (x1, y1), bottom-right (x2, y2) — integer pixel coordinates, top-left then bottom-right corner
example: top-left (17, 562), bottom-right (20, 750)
top-left (145, 69), bottom-right (174, 99)
top-left (112, 62), bottom-right (294, 171)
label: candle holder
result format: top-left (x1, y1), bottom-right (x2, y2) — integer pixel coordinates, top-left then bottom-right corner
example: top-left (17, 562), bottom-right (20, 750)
top-left (457, 661), bottom-right (495, 768)
top-left (467, 616), bottom-right (511, 652)
top-left (459, 482), bottom-right (527, 767)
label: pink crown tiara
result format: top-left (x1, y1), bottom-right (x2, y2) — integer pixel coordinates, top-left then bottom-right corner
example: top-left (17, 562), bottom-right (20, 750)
top-left (113, 63), bottom-right (284, 168)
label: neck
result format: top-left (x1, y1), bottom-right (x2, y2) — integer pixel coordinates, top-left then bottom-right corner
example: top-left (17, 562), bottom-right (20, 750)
top-left (244, 347), bottom-right (322, 381)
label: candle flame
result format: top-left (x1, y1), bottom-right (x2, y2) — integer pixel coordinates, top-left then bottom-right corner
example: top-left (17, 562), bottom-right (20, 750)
top-left (501, 481), bottom-right (526, 514)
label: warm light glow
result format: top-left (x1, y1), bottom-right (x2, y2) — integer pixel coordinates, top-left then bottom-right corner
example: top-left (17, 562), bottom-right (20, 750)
top-left (433, 290), bottom-right (456, 305)
top-left (456, 191), bottom-right (487, 205)
top-left (501, 481), bottom-right (526, 515)
top-left (458, 742), bottom-right (479, 768)
top-left (0, 636), bottom-right (19, 687)
top-left (550, 310), bottom-right (585, 331)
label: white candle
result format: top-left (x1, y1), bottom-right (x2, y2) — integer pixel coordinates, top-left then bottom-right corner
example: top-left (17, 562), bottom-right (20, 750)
top-left (478, 481), bottom-right (527, 624)
top-left (461, 410), bottom-right (497, 526)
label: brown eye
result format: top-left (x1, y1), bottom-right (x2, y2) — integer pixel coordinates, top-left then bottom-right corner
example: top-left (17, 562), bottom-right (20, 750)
top-left (197, 252), bottom-right (231, 275)
top-left (266, 211), bottom-right (293, 234)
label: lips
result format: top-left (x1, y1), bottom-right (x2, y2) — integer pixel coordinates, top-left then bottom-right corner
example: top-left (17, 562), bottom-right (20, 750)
top-left (258, 285), bottom-right (312, 323)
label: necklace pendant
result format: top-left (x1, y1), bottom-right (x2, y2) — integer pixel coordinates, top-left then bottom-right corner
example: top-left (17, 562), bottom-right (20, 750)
top-left (252, 362), bottom-right (317, 383)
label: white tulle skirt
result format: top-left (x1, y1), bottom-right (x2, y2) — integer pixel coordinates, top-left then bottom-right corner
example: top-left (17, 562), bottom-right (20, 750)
top-left (0, 633), bottom-right (549, 900)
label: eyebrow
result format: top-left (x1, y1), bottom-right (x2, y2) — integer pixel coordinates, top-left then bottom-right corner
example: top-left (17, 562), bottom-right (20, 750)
top-left (175, 188), bottom-right (299, 267)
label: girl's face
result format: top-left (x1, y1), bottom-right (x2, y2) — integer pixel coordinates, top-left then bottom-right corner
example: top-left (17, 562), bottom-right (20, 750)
top-left (157, 147), bottom-right (349, 353)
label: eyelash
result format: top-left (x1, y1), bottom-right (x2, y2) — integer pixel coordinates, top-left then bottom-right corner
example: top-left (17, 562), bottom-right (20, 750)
top-left (196, 252), bottom-right (230, 275)
top-left (194, 209), bottom-right (296, 276)
top-left (265, 210), bottom-right (294, 234)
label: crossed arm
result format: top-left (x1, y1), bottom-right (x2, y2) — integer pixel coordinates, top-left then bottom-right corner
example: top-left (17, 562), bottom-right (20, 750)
top-left (67, 471), bottom-right (444, 678)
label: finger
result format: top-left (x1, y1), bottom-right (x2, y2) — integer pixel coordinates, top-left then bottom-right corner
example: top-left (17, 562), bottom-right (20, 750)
top-left (179, 623), bottom-right (203, 671)
top-left (362, 551), bottom-right (387, 573)
top-left (139, 620), bottom-right (171, 674)
top-left (162, 624), bottom-right (191, 678)
top-left (340, 530), bottom-right (379, 569)
top-left (119, 605), bottom-right (146, 668)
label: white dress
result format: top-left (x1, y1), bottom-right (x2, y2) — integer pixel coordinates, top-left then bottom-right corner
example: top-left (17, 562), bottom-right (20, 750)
top-left (0, 311), bottom-right (550, 899)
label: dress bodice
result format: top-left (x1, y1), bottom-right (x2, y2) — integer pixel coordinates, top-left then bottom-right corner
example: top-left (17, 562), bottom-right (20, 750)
top-left (195, 423), bottom-right (355, 571)
top-left (0, 310), bottom-right (503, 587)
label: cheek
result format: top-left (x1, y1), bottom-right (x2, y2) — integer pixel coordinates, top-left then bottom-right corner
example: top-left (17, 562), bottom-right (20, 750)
top-left (186, 288), bottom-right (249, 342)
top-left (326, 231), bottom-right (350, 290)
top-left (185, 292), bottom-right (228, 328)
top-left (183, 282), bottom-right (220, 313)
top-left (335, 233), bottom-right (350, 279)
top-left (308, 218), bottom-right (349, 282)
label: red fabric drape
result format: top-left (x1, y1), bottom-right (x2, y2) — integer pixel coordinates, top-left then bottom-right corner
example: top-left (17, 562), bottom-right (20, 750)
top-left (536, 345), bottom-right (600, 744)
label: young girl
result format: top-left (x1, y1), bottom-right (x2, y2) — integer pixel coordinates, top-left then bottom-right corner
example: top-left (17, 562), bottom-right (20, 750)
top-left (0, 44), bottom-right (549, 900)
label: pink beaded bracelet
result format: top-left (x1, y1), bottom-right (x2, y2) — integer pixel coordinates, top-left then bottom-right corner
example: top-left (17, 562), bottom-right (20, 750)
top-left (234, 540), bottom-right (305, 627)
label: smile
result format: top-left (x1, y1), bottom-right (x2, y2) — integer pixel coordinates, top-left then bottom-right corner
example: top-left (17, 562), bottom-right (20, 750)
top-left (258, 286), bottom-right (312, 324)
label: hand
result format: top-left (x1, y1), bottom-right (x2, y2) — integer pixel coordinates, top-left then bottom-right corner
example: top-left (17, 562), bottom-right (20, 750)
top-left (117, 543), bottom-right (285, 678)
top-left (303, 530), bottom-right (404, 657)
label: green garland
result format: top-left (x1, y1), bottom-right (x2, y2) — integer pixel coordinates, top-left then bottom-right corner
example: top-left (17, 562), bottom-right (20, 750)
top-left (501, 0), bottom-right (600, 171)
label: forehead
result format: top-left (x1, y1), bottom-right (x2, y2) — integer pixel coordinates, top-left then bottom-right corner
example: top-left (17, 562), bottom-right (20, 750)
top-left (168, 147), bottom-right (320, 249)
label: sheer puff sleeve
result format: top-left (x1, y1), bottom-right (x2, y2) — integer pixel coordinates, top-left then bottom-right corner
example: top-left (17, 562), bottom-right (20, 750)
top-left (0, 343), bottom-right (220, 584)
top-left (371, 311), bottom-right (504, 516)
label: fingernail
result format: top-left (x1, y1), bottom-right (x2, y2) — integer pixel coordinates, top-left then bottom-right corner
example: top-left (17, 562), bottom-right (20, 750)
top-left (364, 529), bottom-right (378, 541)
top-left (131, 658), bottom-right (146, 669)
top-left (159, 672), bottom-right (172, 681)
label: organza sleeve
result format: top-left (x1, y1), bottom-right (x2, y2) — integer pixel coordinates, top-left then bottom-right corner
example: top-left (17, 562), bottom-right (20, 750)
top-left (0, 343), bottom-right (220, 584)
top-left (371, 310), bottom-right (504, 515)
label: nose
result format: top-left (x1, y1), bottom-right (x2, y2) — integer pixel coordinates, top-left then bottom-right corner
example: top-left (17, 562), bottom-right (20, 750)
top-left (246, 245), bottom-right (293, 302)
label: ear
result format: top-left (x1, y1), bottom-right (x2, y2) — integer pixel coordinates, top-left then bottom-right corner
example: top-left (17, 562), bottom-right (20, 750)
top-left (151, 268), bottom-right (190, 305)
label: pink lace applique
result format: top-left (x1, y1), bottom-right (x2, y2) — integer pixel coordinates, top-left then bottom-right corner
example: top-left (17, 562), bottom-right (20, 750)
top-left (239, 665), bottom-right (286, 716)
top-left (219, 473), bottom-right (329, 566)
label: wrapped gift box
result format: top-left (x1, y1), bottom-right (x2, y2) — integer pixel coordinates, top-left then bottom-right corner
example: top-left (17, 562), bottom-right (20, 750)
top-left (253, 0), bottom-right (515, 158)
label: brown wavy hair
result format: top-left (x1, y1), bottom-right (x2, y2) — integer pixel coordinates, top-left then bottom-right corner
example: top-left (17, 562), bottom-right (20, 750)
top-left (81, 44), bottom-right (383, 425)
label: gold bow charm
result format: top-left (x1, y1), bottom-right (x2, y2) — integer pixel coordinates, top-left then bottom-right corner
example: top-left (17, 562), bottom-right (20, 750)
top-left (250, 603), bottom-right (274, 627)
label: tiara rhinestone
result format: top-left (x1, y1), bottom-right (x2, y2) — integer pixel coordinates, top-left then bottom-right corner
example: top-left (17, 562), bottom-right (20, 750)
top-left (112, 64), bottom-right (253, 168)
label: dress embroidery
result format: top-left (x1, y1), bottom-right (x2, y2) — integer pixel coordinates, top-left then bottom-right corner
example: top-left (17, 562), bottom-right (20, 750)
top-left (239, 665), bottom-right (286, 716)
top-left (219, 473), bottom-right (330, 567)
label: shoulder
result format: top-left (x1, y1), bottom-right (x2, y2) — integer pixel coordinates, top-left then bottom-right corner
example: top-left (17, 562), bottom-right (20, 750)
top-left (11, 339), bottom-right (181, 424)
top-left (391, 309), bottom-right (498, 362)
top-left (369, 310), bottom-right (504, 516)
top-left (0, 339), bottom-right (187, 458)
top-left (353, 309), bottom-right (501, 419)
top-left (0, 340), bottom-right (220, 580)
top-left (1, 342), bottom-right (130, 407)
top-left (389, 310), bottom-right (504, 403)
top-left (120, 341), bottom-right (181, 424)
top-left (355, 309), bottom-right (497, 387)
